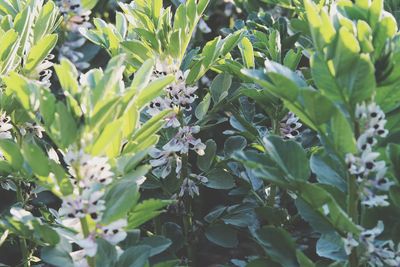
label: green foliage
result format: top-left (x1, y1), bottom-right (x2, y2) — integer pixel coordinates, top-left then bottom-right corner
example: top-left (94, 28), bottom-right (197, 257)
top-left (1, 0), bottom-right (400, 266)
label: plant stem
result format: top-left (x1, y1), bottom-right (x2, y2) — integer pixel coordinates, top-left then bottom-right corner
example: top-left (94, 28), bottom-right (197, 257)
top-left (347, 174), bottom-right (359, 267)
top-left (267, 117), bottom-right (281, 207)
top-left (347, 122), bottom-right (361, 267)
top-left (267, 186), bottom-right (277, 207)
top-left (80, 217), bottom-right (95, 267)
top-left (183, 197), bottom-right (194, 266)
top-left (16, 182), bottom-right (30, 267)
top-left (180, 153), bottom-right (195, 265)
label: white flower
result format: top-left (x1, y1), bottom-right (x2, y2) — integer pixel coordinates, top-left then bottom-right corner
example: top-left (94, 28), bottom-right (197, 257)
top-left (362, 194), bottom-right (390, 208)
top-left (70, 250), bottom-right (89, 267)
top-left (191, 173), bottom-right (208, 183)
top-left (149, 148), bottom-right (182, 178)
top-left (0, 112), bottom-right (12, 139)
top-left (360, 149), bottom-right (382, 174)
top-left (20, 122), bottom-right (45, 138)
top-left (198, 19), bottom-right (211, 33)
top-left (100, 219), bottom-right (127, 245)
top-left (163, 126), bottom-right (206, 155)
top-left (357, 129), bottom-right (376, 151)
top-left (179, 178), bottom-right (200, 198)
top-left (65, 150), bottom-right (114, 187)
top-left (371, 167), bottom-right (393, 191)
top-left (147, 59), bottom-right (199, 121)
top-left (280, 112), bottom-right (302, 139)
top-left (356, 102), bottom-right (367, 119)
top-left (360, 221), bottom-right (384, 253)
top-left (148, 97), bottom-right (173, 117)
top-left (343, 233), bottom-right (359, 255)
top-left (36, 54), bottom-right (55, 88)
top-left (85, 190), bottom-right (105, 221)
top-left (75, 236), bottom-right (98, 257)
top-left (59, 195), bottom-right (86, 219)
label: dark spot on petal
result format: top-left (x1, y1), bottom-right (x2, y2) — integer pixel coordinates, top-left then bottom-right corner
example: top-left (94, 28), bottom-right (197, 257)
top-left (366, 162), bottom-right (374, 170)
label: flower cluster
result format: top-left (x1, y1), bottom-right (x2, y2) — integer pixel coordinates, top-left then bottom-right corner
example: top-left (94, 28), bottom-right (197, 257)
top-left (164, 126), bottom-right (206, 155)
top-left (343, 222), bottom-right (400, 266)
top-left (150, 126), bottom-right (206, 178)
top-left (147, 60), bottom-right (199, 128)
top-left (20, 122), bottom-right (45, 139)
top-left (58, 150), bottom-right (127, 265)
top-left (57, 0), bottom-right (91, 32)
top-left (150, 126), bottom-right (207, 198)
top-left (280, 112), bottom-right (302, 139)
top-left (57, 0), bottom-right (91, 70)
top-left (179, 174), bottom-right (208, 198)
top-left (145, 58), bottom-right (207, 198)
top-left (345, 102), bottom-right (392, 208)
top-left (36, 54), bottom-right (55, 88)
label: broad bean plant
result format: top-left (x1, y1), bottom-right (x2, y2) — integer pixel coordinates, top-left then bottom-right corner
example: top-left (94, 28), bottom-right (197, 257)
top-left (0, 0), bottom-right (400, 267)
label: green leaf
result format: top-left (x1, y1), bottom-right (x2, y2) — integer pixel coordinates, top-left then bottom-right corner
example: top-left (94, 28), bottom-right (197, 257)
top-left (205, 224), bottom-right (238, 248)
top-left (14, 6), bottom-right (33, 55)
top-left (22, 141), bottom-right (50, 177)
top-left (239, 36), bottom-right (255, 68)
top-left (92, 55), bottom-right (126, 106)
top-left (316, 233), bottom-right (347, 261)
top-left (95, 239), bottom-right (117, 267)
top-left (153, 260), bottom-right (181, 267)
top-left (116, 245), bottom-right (151, 267)
top-left (210, 73), bottom-right (232, 103)
top-left (224, 136), bottom-right (247, 157)
top-left (310, 150), bottom-right (347, 192)
top-left (137, 236), bottom-right (172, 256)
top-left (50, 102), bottom-right (77, 149)
top-left (135, 75), bottom-right (175, 108)
top-left (102, 178), bottom-right (139, 224)
top-left (54, 59), bottom-right (79, 95)
top-left (41, 237), bottom-right (73, 267)
top-left (24, 34), bottom-right (57, 73)
top-left (91, 118), bottom-right (123, 158)
top-left (389, 185), bottom-right (400, 207)
top-left (327, 110), bottom-right (357, 155)
top-left (0, 139), bottom-right (23, 170)
top-left (263, 136), bottom-right (310, 181)
top-left (253, 227), bottom-right (299, 267)
top-left (297, 183), bottom-right (361, 235)
top-left (195, 92), bottom-right (211, 120)
top-left (0, 29), bottom-right (18, 62)
top-left (129, 58), bottom-right (154, 93)
top-left (205, 169), bottom-right (235, 190)
top-left (387, 143), bottom-right (400, 182)
top-left (34, 223), bottom-right (60, 245)
top-left (299, 88), bottom-right (336, 126)
top-left (82, 0), bottom-right (99, 10)
top-left (128, 199), bottom-right (172, 229)
top-left (283, 49), bottom-right (302, 70)
top-left (197, 139), bottom-right (216, 172)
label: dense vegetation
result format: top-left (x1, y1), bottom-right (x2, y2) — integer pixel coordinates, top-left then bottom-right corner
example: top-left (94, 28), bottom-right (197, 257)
top-left (1, 0), bottom-right (400, 266)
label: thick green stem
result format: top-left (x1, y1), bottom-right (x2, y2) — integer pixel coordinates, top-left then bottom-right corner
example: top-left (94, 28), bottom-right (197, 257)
top-left (267, 117), bottom-right (281, 207)
top-left (348, 121), bottom-right (360, 267)
top-left (348, 174), bottom-right (359, 267)
top-left (80, 217), bottom-right (95, 267)
top-left (267, 186), bottom-right (277, 207)
top-left (16, 182), bottom-right (30, 267)
top-left (180, 153), bottom-right (195, 265)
